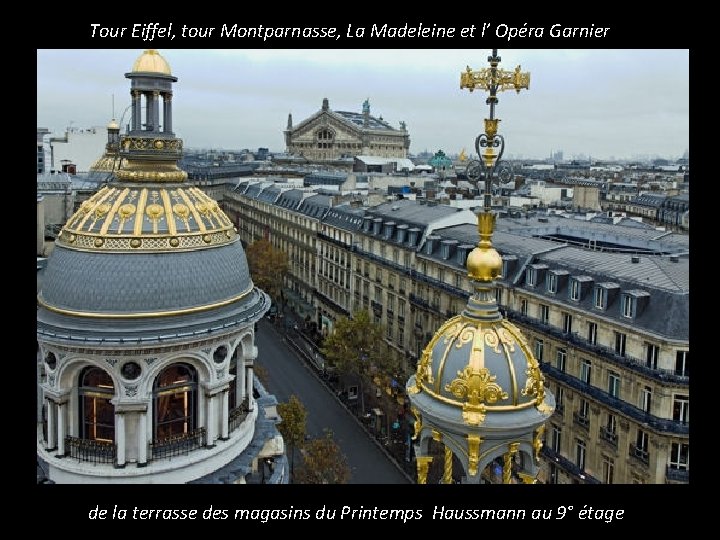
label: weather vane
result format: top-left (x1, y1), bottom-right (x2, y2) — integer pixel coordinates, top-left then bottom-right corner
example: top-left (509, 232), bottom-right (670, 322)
top-left (461, 49), bottom-right (530, 210)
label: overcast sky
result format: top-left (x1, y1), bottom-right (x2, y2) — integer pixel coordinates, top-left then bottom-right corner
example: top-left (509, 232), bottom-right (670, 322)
top-left (37, 49), bottom-right (688, 160)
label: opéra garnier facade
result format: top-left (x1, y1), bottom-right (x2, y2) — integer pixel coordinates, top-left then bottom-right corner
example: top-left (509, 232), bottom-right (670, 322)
top-left (284, 98), bottom-right (410, 163)
top-left (36, 50), bottom-right (282, 484)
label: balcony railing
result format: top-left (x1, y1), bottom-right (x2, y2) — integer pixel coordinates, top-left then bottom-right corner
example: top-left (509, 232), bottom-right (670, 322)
top-left (229, 398), bottom-right (250, 433)
top-left (665, 465), bottom-right (689, 483)
top-left (599, 426), bottom-right (618, 448)
top-left (150, 428), bottom-right (206, 461)
top-left (65, 436), bottom-right (117, 465)
top-left (317, 232), bottom-right (350, 250)
top-left (408, 293), bottom-right (444, 316)
top-left (629, 444), bottom-right (650, 466)
top-left (573, 412), bottom-right (590, 430)
top-left (315, 290), bottom-right (351, 316)
top-left (540, 363), bottom-right (689, 435)
top-left (505, 310), bottom-right (689, 386)
top-left (541, 446), bottom-right (601, 484)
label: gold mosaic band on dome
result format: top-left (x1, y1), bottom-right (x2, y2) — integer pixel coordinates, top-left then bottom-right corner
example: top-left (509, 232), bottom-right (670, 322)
top-left (57, 228), bottom-right (237, 252)
top-left (58, 185), bottom-right (237, 251)
top-left (115, 169), bottom-right (188, 182)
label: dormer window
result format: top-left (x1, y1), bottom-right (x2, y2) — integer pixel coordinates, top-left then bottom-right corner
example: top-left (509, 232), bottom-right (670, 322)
top-left (526, 264), bottom-right (548, 288)
top-left (526, 267), bottom-right (537, 287)
top-left (594, 282), bottom-right (620, 310)
top-left (396, 224), bottom-right (407, 244)
top-left (408, 229), bottom-right (419, 246)
top-left (622, 289), bottom-right (650, 318)
top-left (501, 255), bottom-right (517, 281)
top-left (372, 218), bottom-right (382, 236)
top-left (621, 294), bottom-right (635, 318)
top-left (547, 273), bottom-right (557, 294)
top-left (593, 286), bottom-right (607, 310)
top-left (570, 279), bottom-right (580, 301)
top-left (383, 222), bottom-right (394, 239)
top-left (440, 240), bottom-right (457, 260)
top-left (569, 275), bottom-right (593, 302)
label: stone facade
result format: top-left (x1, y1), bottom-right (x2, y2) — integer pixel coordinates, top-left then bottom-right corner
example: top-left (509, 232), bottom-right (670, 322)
top-left (223, 187), bottom-right (689, 484)
top-left (284, 98), bottom-right (410, 163)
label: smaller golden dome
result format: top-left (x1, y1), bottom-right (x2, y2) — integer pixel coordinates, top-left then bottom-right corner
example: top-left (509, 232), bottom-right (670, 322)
top-left (131, 49), bottom-right (172, 75)
top-left (107, 119), bottom-right (120, 130)
top-left (467, 245), bottom-right (502, 282)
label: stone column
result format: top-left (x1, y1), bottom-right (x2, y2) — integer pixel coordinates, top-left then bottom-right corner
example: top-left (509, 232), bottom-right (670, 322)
top-left (220, 389), bottom-right (229, 440)
top-left (56, 401), bottom-right (67, 458)
top-left (137, 411), bottom-right (148, 467)
top-left (115, 412), bottom-right (126, 468)
top-left (45, 398), bottom-right (56, 450)
top-left (163, 93), bottom-right (173, 133)
top-left (152, 91), bottom-right (160, 132)
top-left (144, 92), bottom-right (154, 131)
top-left (132, 90), bottom-right (141, 131)
top-left (237, 357), bottom-right (246, 404)
top-left (246, 366), bottom-right (254, 411)
top-left (206, 394), bottom-right (216, 447)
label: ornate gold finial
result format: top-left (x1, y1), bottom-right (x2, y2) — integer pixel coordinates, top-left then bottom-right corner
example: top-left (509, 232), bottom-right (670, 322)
top-left (461, 51), bottom-right (529, 284)
top-left (460, 62), bottom-right (530, 94)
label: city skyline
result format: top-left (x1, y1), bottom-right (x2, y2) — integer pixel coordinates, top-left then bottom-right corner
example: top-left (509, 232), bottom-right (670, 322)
top-left (37, 49), bottom-right (689, 160)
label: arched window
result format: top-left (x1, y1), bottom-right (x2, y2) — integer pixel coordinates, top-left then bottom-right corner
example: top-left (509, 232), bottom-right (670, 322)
top-left (79, 367), bottom-right (115, 442)
top-left (153, 363), bottom-right (197, 440)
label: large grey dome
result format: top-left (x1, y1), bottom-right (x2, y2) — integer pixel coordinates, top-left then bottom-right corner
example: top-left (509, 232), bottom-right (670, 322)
top-left (38, 241), bottom-right (251, 315)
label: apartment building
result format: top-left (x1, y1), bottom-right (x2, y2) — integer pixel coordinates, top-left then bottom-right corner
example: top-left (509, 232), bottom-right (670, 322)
top-left (222, 185), bottom-right (689, 484)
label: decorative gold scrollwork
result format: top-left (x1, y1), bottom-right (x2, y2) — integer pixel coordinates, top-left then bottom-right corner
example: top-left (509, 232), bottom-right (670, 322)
top-left (445, 366), bottom-right (508, 405)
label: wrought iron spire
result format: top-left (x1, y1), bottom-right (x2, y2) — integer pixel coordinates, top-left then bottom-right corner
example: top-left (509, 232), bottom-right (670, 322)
top-left (460, 49), bottom-right (530, 210)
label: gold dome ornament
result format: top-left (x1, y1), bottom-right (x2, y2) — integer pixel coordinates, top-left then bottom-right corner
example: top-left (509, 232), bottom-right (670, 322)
top-left (407, 49), bottom-right (553, 485)
top-left (466, 212), bottom-right (502, 282)
top-left (131, 49), bottom-right (172, 75)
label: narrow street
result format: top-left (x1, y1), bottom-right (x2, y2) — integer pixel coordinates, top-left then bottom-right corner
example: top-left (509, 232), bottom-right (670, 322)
top-left (254, 318), bottom-right (410, 484)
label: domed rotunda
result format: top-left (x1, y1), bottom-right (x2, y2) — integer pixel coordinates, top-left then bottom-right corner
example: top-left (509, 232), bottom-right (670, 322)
top-left (37, 50), bottom-right (284, 484)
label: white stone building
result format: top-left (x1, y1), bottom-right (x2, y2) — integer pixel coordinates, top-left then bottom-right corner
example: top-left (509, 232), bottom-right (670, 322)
top-left (36, 49), bottom-right (286, 484)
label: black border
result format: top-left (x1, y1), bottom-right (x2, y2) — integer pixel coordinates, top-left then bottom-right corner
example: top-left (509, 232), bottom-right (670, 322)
top-left (32, 11), bottom-right (698, 532)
